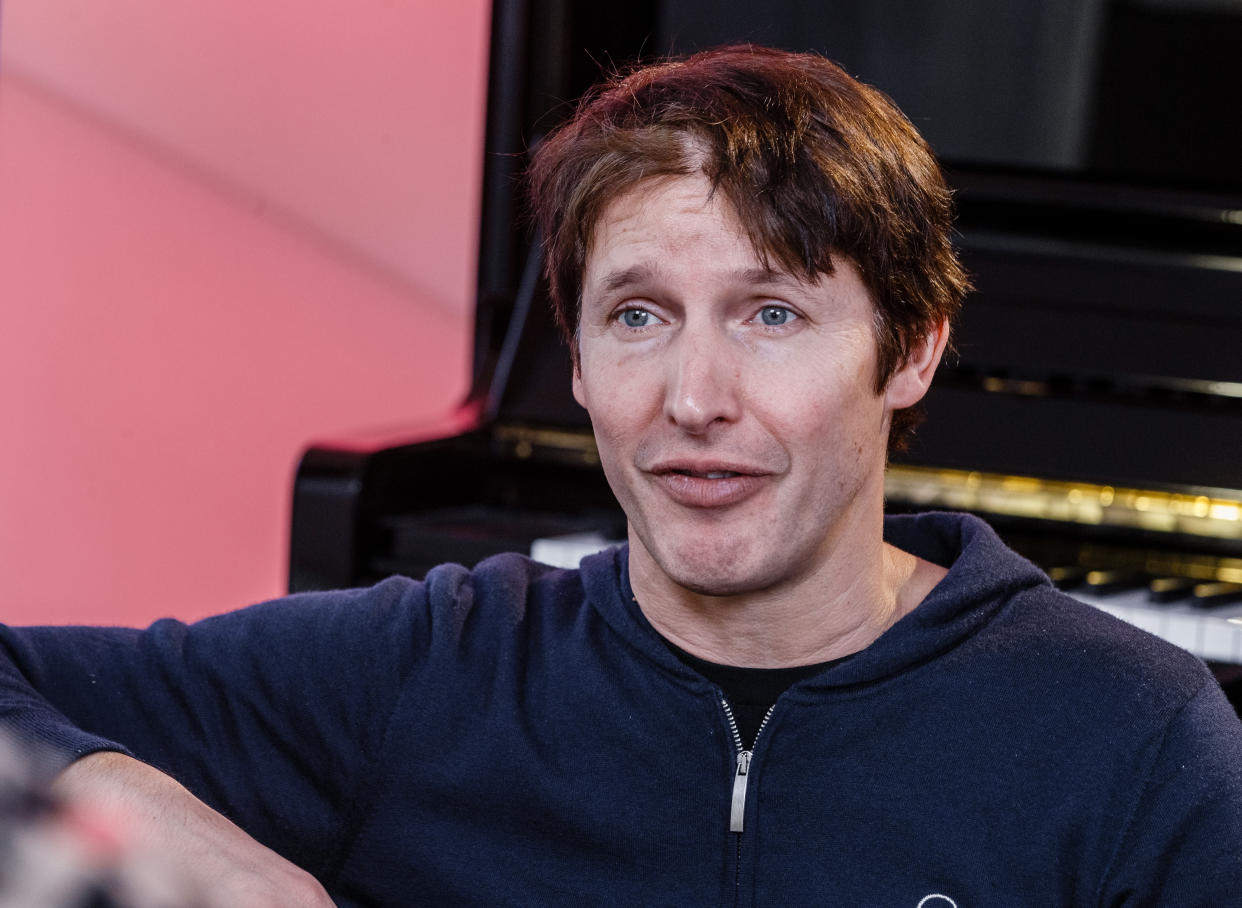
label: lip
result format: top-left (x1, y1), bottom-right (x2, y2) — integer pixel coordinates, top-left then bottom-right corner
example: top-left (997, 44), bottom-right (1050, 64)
top-left (646, 460), bottom-right (771, 509)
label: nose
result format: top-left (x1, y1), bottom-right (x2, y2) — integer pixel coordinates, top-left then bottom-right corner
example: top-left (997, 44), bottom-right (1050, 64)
top-left (663, 325), bottom-right (741, 434)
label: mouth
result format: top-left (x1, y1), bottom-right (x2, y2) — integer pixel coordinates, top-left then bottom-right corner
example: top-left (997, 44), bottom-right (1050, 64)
top-left (650, 459), bottom-right (765, 478)
top-left (667, 468), bottom-right (742, 480)
top-left (647, 462), bottom-right (769, 508)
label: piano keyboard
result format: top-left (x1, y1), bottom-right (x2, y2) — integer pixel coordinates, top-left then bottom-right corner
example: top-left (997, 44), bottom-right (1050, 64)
top-left (529, 535), bottom-right (1242, 665)
top-left (1058, 577), bottom-right (1242, 664)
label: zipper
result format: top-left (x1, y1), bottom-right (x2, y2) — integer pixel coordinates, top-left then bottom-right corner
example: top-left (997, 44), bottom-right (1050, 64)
top-left (720, 697), bottom-right (776, 834)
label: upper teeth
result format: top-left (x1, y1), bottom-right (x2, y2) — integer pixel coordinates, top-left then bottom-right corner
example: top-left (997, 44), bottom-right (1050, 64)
top-left (703, 471), bottom-right (734, 479)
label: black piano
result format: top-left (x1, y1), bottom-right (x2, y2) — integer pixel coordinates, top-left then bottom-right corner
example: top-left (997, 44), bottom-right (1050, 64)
top-left (288, 1), bottom-right (1242, 706)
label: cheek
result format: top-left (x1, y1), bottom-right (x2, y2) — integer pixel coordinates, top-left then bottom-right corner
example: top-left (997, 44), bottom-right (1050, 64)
top-left (576, 354), bottom-right (651, 444)
top-left (580, 337), bottom-right (658, 398)
top-left (760, 369), bottom-right (884, 462)
top-left (749, 352), bottom-right (859, 422)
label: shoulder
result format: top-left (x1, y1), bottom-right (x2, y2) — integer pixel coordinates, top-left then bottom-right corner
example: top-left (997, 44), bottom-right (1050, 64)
top-left (418, 551), bottom-right (594, 630)
top-left (1004, 581), bottom-right (1214, 711)
top-left (254, 553), bottom-right (589, 627)
top-left (187, 550), bottom-right (619, 669)
top-left (887, 510), bottom-right (1219, 714)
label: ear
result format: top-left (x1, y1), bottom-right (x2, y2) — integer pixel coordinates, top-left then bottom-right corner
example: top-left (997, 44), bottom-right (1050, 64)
top-left (883, 319), bottom-right (949, 411)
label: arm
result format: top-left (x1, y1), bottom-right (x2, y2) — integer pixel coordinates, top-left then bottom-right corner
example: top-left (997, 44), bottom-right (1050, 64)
top-left (0, 576), bottom-right (436, 891)
top-left (1101, 678), bottom-right (1242, 904)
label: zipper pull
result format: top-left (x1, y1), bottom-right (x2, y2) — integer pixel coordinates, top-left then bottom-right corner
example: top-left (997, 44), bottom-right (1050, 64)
top-left (730, 751), bottom-right (752, 833)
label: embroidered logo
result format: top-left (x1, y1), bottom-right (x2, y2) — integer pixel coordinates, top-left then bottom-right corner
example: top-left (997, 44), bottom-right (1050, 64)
top-left (916, 896), bottom-right (959, 908)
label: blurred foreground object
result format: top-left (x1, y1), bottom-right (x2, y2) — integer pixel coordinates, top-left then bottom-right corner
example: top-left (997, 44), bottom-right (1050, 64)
top-left (0, 735), bottom-right (191, 908)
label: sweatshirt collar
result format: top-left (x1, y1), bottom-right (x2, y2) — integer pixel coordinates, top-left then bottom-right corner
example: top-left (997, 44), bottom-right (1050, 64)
top-left (578, 512), bottom-right (1050, 690)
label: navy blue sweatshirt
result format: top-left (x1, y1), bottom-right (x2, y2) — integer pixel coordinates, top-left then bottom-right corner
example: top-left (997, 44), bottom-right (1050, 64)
top-left (2, 512), bottom-right (1241, 906)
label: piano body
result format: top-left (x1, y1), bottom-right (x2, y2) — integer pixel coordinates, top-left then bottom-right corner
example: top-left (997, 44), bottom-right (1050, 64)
top-left (288, 0), bottom-right (1242, 706)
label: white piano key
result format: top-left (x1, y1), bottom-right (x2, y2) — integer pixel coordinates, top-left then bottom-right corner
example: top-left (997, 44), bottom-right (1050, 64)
top-left (1198, 617), bottom-right (1242, 663)
top-left (1160, 610), bottom-right (1204, 654)
top-left (1068, 588), bottom-right (1242, 664)
top-left (530, 533), bottom-right (619, 568)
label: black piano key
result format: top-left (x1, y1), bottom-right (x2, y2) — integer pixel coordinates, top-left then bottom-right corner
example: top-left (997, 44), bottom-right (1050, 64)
top-left (1047, 566), bottom-right (1089, 590)
top-left (1085, 570), bottom-right (1150, 595)
top-left (1148, 577), bottom-right (1198, 603)
top-left (1191, 582), bottom-right (1242, 608)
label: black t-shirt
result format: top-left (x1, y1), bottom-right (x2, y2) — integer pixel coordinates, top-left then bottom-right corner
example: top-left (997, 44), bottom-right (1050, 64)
top-left (665, 640), bottom-right (851, 747)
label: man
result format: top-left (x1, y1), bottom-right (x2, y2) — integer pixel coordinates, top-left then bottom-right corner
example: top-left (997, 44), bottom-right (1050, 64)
top-left (3, 46), bottom-right (1241, 906)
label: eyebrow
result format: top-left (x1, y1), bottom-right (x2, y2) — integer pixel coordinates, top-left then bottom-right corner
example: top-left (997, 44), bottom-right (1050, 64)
top-left (595, 264), bottom-right (805, 295)
top-left (732, 267), bottom-right (806, 289)
top-left (598, 266), bottom-right (655, 295)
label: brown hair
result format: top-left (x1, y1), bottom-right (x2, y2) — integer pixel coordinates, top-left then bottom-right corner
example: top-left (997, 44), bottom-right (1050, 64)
top-left (526, 45), bottom-right (970, 448)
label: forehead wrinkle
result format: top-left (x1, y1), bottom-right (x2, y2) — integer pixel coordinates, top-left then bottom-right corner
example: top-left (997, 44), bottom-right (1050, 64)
top-left (585, 175), bottom-right (826, 300)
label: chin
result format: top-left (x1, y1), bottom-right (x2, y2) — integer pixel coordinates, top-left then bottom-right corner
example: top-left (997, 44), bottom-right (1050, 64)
top-left (650, 541), bottom-right (790, 598)
top-left (668, 574), bottom-right (762, 598)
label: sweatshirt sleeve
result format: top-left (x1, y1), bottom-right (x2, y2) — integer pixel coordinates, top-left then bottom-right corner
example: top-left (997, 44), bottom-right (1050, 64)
top-left (0, 575), bottom-right (437, 878)
top-left (1101, 677), bottom-right (1242, 905)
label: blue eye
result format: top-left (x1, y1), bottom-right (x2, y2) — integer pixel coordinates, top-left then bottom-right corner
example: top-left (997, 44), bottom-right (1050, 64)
top-left (758, 306), bottom-right (794, 326)
top-left (620, 308), bottom-right (655, 328)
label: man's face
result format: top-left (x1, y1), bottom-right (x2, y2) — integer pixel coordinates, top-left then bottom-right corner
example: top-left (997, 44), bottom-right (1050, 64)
top-left (573, 174), bottom-right (929, 598)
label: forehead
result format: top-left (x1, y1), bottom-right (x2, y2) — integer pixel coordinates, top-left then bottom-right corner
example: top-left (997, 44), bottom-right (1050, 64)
top-left (585, 175), bottom-right (754, 272)
top-left (582, 174), bottom-right (857, 309)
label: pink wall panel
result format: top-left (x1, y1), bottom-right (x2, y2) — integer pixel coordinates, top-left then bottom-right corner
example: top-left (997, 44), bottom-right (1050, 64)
top-left (3, 0), bottom-right (491, 312)
top-left (0, 64), bottom-right (474, 626)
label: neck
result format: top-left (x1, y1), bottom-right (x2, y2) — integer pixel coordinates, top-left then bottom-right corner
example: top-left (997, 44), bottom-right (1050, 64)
top-left (629, 514), bottom-right (945, 669)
